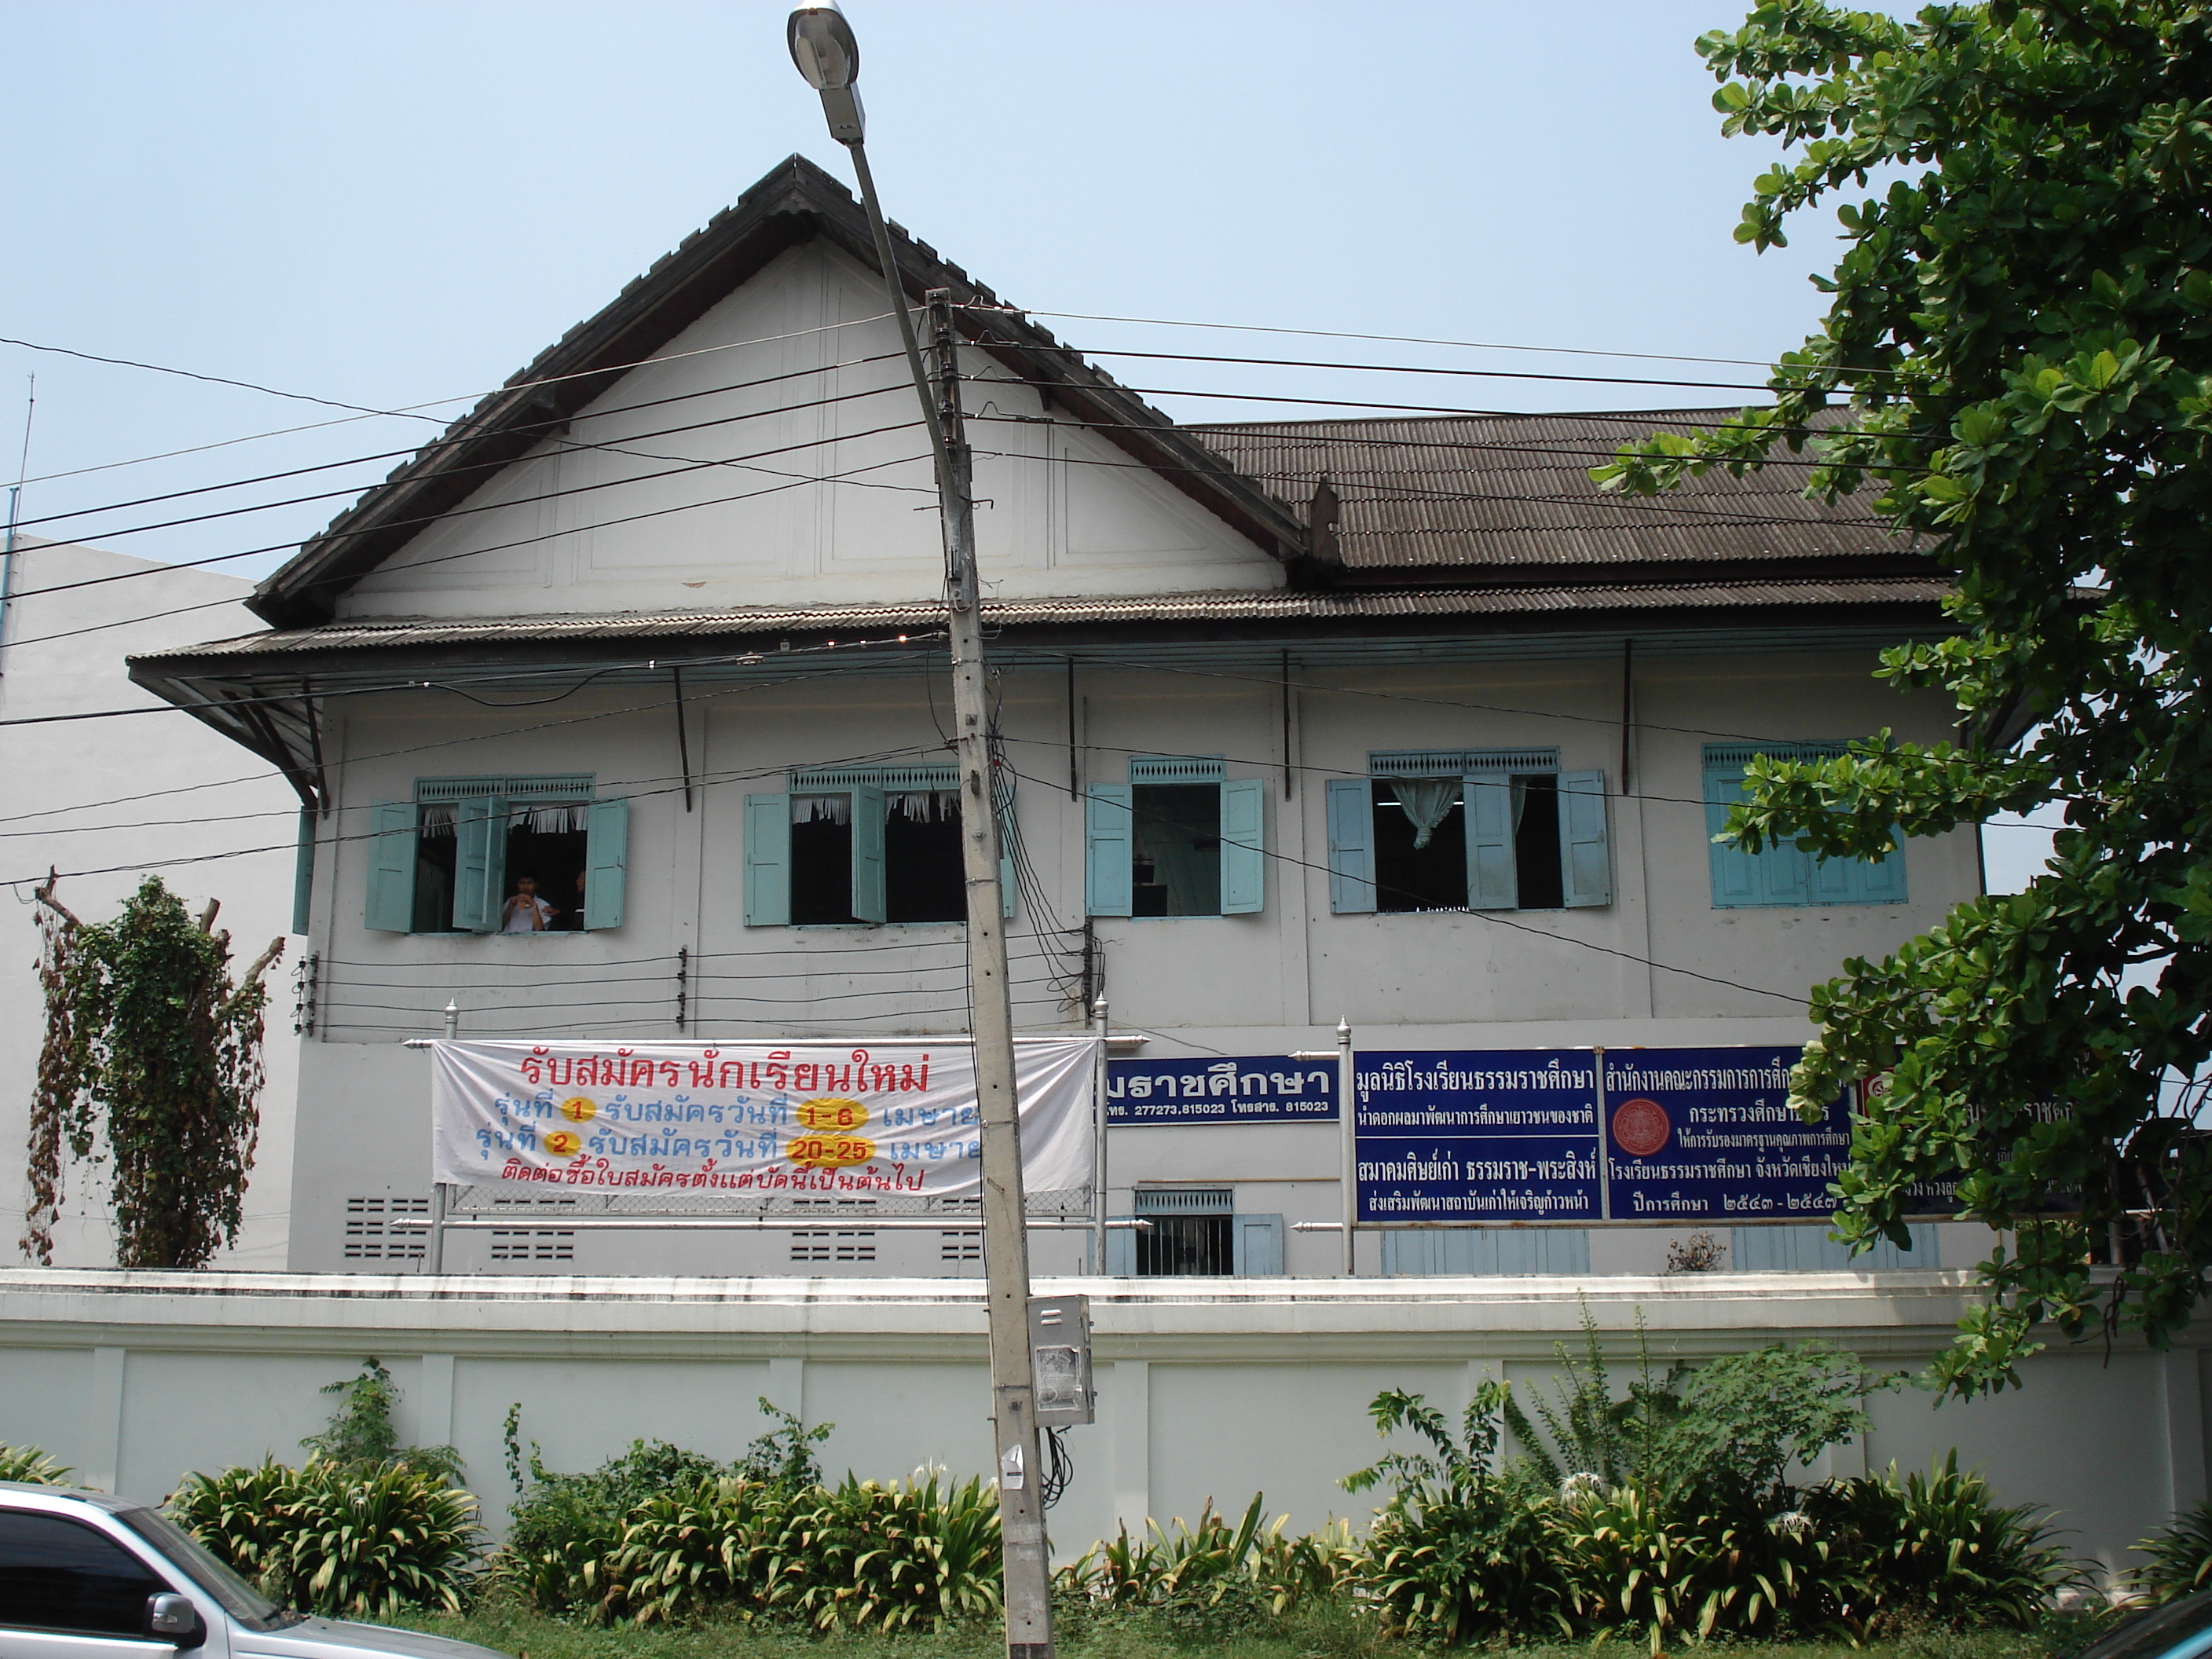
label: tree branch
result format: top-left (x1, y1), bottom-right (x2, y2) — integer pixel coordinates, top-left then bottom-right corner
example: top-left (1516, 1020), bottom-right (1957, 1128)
top-left (32, 868), bottom-right (79, 930)
top-left (234, 937), bottom-right (284, 994)
top-left (196, 898), bottom-right (221, 934)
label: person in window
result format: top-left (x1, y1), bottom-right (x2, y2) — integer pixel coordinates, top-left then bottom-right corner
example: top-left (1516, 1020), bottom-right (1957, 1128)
top-left (500, 873), bottom-right (560, 932)
top-left (562, 869), bottom-right (587, 931)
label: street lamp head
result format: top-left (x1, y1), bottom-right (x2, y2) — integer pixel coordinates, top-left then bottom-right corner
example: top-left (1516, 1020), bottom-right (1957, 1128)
top-left (789, 5), bottom-right (859, 90)
top-left (788, 5), bottom-right (865, 144)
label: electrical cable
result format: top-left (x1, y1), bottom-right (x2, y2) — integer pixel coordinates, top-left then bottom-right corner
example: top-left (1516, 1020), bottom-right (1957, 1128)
top-left (1039, 1428), bottom-right (1072, 1510)
top-left (962, 302), bottom-right (1921, 379)
top-left (9, 349), bottom-right (919, 536)
top-left (965, 442), bottom-right (1894, 534)
top-left (11, 410), bottom-right (932, 580)
top-left (6, 309), bottom-right (899, 486)
top-left (1053, 346), bottom-right (1777, 396)
top-left (996, 758), bottom-right (1808, 1005)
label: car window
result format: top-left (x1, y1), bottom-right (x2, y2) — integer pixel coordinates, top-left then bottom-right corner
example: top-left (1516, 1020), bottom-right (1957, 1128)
top-left (0, 1507), bottom-right (171, 1637)
top-left (2078, 1591), bottom-right (2212, 1659)
top-left (117, 1507), bottom-right (295, 1631)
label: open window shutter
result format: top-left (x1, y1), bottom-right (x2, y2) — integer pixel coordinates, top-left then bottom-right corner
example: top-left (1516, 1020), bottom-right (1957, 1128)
top-left (1085, 784), bottom-right (1133, 917)
top-left (1809, 845), bottom-right (1857, 905)
top-left (583, 797), bottom-right (629, 929)
top-left (450, 796), bottom-right (507, 933)
top-left (1219, 778), bottom-right (1265, 914)
top-left (745, 793), bottom-right (791, 926)
top-left (364, 801), bottom-right (416, 932)
top-left (293, 807), bottom-right (317, 936)
top-left (1705, 767), bottom-right (1763, 908)
top-left (850, 785), bottom-right (886, 925)
top-left (1465, 778), bottom-right (1517, 909)
top-left (1232, 1213), bottom-right (1284, 1276)
top-left (1105, 1224), bottom-right (1135, 1276)
top-left (1850, 832), bottom-right (1910, 904)
top-left (1325, 778), bottom-right (1376, 914)
top-left (1557, 769), bottom-right (1613, 907)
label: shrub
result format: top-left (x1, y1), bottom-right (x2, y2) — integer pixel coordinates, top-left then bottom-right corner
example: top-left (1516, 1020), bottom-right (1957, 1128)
top-left (170, 1459), bottom-right (478, 1617)
top-left (1802, 1453), bottom-right (2073, 1632)
top-left (595, 1468), bottom-right (1002, 1631)
top-left (1343, 1383), bottom-right (1568, 1643)
top-left (2137, 1500), bottom-right (2212, 1602)
top-left (492, 1397), bottom-right (819, 1612)
top-left (1057, 1492), bottom-right (1353, 1634)
top-left (0, 1443), bottom-right (71, 1485)
top-left (302, 1358), bottom-right (463, 1485)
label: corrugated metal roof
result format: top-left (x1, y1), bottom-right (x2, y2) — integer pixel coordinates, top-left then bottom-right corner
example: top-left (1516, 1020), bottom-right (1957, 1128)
top-left (138, 576), bottom-right (1951, 661)
top-left (1191, 408), bottom-right (1905, 569)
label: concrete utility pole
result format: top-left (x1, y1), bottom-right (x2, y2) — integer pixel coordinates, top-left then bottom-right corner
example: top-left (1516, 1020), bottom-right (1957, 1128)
top-left (787, 10), bottom-right (1053, 1656)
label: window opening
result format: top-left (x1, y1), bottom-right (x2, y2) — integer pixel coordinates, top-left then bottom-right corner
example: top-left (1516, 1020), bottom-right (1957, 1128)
top-left (1133, 1186), bottom-right (1235, 1276)
top-left (790, 794), bottom-right (856, 925)
top-left (406, 783), bottom-right (595, 933)
top-left (886, 790), bottom-right (963, 923)
top-left (1372, 778), bottom-right (1465, 911)
top-left (1511, 775), bottom-right (1564, 910)
top-left (1131, 784), bottom-right (1221, 917)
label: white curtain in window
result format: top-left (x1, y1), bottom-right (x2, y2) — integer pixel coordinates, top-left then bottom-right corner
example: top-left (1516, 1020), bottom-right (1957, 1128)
top-left (508, 803), bottom-right (589, 833)
top-left (1393, 778), bottom-right (1460, 849)
top-left (893, 789), bottom-right (958, 822)
top-left (419, 804), bottom-right (456, 837)
top-left (792, 793), bottom-right (850, 826)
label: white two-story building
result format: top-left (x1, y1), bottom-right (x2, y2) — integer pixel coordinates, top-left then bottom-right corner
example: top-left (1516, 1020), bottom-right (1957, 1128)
top-left (131, 156), bottom-right (1978, 1282)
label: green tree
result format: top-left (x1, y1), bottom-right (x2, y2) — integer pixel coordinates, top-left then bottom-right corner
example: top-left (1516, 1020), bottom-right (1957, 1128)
top-left (1596, 0), bottom-right (2212, 1395)
top-left (24, 873), bottom-right (282, 1268)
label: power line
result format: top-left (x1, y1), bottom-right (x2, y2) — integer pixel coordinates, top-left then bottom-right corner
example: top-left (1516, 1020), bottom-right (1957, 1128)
top-left (1064, 346), bottom-right (1775, 396)
top-left (9, 405), bottom-right (929, 573)
top-left (5, 309), bottom-right (899, 485)
top-left (969, 303), bottom-right (1917, 379)
top-left (996, 757), bottom-right (1807, 1007)
top-left (8, 349), bottom-right (917, 537)
top-left (4, 441), bottom-right (934, 618)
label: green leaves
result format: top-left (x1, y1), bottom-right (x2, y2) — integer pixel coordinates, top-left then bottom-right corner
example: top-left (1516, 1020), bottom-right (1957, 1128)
top-left (170, 1459), bottom-right (478, 1618)
top-left (24, 875), bottom-right (277, 1269)
top-left (0, 1443), bottom-right (71, 1485)
top-left (1594, 0), bottom-right (2212, 1395)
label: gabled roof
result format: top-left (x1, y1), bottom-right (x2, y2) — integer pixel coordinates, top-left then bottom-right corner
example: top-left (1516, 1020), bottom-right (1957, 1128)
top-left (249, 154), bottom-right (1311, 629)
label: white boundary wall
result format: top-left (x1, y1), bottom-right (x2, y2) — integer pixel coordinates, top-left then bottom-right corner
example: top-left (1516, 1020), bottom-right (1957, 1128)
top-left (0, 1268), bottom-right (2200, 1580)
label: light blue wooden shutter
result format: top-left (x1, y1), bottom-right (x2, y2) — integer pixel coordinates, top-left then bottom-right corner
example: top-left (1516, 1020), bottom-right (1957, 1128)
top-left (450, 795), bottom-right (507, 933)
top-left (1232, 1213), bottom-right (1284, 1276)
top-left (1085, 784), bottom-right (1133, 917)
top-left (1105, 1224), bottom-right (1135, 1276)
top-left (1557, 769), bottom-right (1613, 907)
top-left (292, 808), bottom-right (317, 936)
top-left (745, 793), bottom-right (791, 926)
top-left (364, 801), bottom-right (416, 932)
top-left (1326, 778), bottom-right (1376, 914)
top-left (583, 797), bottom-right (628, 930)
top-left (1465, 778), bottom-right (1517, 909)
top-left (850, 785), bottom-right (886, 924)
top-left (1850, 832), bottom-right (1909, 904)
top-left (1810, 844), bottom-right (1857, 905)
top-left (1219, 778), bottom-right (1265, 914)
top-left (1705, 766), bottom-right (1763, 908)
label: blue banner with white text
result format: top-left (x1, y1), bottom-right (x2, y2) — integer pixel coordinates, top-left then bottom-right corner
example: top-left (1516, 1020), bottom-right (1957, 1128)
top-left (1353, 1050), bottom-right (1603, 1222)
top-left (1106, 1056), bottom-right (1339, 1126)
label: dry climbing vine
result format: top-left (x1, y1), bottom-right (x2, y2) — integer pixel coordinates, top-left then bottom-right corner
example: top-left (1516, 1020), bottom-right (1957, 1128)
top-left (24, 873), bottom-right (282, 1268)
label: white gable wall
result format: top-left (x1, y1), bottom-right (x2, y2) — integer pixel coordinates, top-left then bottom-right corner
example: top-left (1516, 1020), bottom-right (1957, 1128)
top-left (341, 244), bottom-right (1284, 621)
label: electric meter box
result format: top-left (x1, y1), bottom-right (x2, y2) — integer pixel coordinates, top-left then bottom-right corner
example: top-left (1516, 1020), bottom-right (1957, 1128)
top-left (1027, 1294), bottom-right (1094, 1426)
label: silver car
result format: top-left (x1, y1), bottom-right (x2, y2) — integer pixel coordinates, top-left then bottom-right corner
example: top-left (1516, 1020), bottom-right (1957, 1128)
top-left (0, 1481), bottom-right (511, 1659)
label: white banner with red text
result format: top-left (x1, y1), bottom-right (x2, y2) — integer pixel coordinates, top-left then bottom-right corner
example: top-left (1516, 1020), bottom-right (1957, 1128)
top-left (429, 1037), bottom-right (1098, 1199)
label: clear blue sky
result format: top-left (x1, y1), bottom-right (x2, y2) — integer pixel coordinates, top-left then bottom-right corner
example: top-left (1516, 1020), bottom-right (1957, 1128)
top-left (3, 1), bottom-right (2049, 881)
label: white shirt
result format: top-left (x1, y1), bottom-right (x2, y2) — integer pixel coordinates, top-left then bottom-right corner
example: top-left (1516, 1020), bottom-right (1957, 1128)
top-left (501, 896), bottom-right (554, 932)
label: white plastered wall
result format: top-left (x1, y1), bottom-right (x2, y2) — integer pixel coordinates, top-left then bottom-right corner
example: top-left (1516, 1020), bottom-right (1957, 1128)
top-left (0, 538), bottom-right (300, 1271)
top-left (339, 243), bottom-right (1284, 622)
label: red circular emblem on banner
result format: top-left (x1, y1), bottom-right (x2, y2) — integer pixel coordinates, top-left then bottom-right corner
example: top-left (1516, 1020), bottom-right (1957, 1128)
top-left (1612, 1097), bottom-right (1671, 1159)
